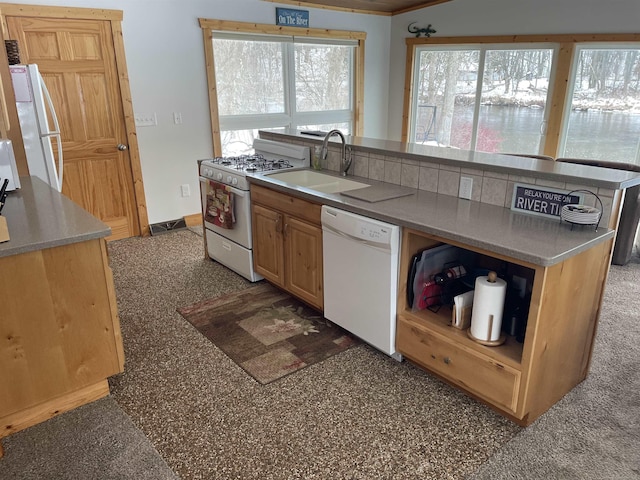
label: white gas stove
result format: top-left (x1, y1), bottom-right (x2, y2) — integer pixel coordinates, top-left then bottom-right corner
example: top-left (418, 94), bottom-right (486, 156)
top-left (199, 138), bottom-right (310, 191)
top-left (198, 138), bottom-right (310, 282)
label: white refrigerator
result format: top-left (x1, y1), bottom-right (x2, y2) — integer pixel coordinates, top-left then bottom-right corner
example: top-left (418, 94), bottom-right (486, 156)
top-left (9, 64), bottom-right (63, 192)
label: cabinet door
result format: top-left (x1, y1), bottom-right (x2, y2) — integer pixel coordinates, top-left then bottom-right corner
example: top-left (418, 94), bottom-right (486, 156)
top-left (284, 215), bottom-right (323, 310)
top-left (252, 204), bottom-right (285, 287)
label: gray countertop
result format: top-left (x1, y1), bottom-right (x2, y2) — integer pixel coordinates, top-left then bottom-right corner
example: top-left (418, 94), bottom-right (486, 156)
top-left (248, 170), bottom-right (614, 267)
top-left (266, 128), bottom-right (640, 190)
top-left (0, 176), bottom-right (111, 258)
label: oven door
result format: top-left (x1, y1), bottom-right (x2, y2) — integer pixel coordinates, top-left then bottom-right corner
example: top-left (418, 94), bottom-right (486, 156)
top-left (199, 177), bottom-right (253, 249)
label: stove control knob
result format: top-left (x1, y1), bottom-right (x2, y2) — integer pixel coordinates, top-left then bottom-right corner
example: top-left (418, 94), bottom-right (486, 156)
top-left (226, 175), bottom-right (232, 184)
top-left (216, 172), bottom-right (223, 181)
top-left (231, 177), bottom-right (238, 186)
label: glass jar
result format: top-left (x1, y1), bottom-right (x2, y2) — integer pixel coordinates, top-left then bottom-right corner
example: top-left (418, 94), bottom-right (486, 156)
top-left (312, 145), bottom-right (322, 170)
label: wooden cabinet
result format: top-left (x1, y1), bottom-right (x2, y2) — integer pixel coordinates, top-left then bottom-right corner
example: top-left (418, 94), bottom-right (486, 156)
top-left (251, 184), bottom-right (323, 310)
top-left (0, 238), bottom-right (124, 454)
top-left (396, 227), bottom-right (612, 425)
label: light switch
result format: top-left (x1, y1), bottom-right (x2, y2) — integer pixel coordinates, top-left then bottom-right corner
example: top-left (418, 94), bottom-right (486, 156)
top-left (135, 113), bottom-right (157, 127)
top-left (173, 112), bottom-right (183, 125)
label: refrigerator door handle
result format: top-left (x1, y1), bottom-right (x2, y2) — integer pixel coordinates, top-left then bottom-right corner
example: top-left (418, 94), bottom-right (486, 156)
top-left (37, 70), bottom-right (63, 190)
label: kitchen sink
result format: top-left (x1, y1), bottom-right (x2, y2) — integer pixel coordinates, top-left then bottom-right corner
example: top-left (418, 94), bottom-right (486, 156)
top-left (266, 170), bottom-right (370, 194)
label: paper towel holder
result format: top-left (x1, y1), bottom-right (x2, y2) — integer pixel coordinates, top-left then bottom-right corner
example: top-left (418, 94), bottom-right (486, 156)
top-left (467, 318), bottom-right (506, 346)
top-left (467, 271), bottom-right (507, 346)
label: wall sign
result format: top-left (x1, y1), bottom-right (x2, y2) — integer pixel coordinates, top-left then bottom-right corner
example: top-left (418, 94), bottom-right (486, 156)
top-left (511, 183), bottom-right (584, 219)
top-left (276, 8), bottom-right (309, 27)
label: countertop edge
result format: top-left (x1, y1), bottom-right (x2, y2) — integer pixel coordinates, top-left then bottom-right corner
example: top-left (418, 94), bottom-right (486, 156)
top-left (248, 173), bottom-right (615, 267)
top-left (0, 228), bottom-right (112, 258)
top-left (0, 177), bottom-right (112, 259)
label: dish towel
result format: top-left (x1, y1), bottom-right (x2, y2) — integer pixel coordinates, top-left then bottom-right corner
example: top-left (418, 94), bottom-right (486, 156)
top-left (205, 180), bottom-right (235, 229)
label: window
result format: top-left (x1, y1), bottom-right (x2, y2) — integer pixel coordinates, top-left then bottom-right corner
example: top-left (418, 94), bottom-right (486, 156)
top-left (559, 45), bottom-right (640, 163)
top-left (404, 34), bottom-right (640, 165)
top-left (200, 20), bottom-right (365, 157)
top-left (410, 45), bottom-right (555, 155)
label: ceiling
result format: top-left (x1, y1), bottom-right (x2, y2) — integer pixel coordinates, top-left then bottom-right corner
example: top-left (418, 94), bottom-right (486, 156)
top-left (266, 0), bottom-right (452, 16)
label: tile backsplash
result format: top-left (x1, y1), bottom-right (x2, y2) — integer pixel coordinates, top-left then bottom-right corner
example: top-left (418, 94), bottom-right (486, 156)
top-left (261, 132), bottom-right (615, 227)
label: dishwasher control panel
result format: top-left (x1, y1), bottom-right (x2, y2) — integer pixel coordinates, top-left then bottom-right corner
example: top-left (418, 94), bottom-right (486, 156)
top-left (358, 222), bottom-right (391, 242)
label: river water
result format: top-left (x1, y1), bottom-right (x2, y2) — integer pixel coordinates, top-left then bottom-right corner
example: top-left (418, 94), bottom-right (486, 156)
top-left (445, 105), bottom-right (640, 164)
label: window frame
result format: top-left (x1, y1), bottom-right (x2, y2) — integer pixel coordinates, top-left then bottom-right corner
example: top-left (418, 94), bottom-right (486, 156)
top-left (200, 18), bottom-right (366, 156)
top-left (403, 33), bottom-right (640, 158)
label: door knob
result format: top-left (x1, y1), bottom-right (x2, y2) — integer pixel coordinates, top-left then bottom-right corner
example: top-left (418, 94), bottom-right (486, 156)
top-left (117, 143), bottom-right (128, 151)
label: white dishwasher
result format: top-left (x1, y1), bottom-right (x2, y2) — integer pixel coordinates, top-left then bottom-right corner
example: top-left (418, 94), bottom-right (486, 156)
top-left (321, 205), bottom-right (402, 361)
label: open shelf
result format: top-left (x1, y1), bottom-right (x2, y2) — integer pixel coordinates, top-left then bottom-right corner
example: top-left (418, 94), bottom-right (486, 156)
top-left (399, 228), bottom-right (535, 369)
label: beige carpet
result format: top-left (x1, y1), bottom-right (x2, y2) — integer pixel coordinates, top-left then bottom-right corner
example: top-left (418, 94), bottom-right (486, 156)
top-left (0, 397), bottom-right (177, 479)
top-left (107, 230), bottom-right (520, 479)
top-left (3, 229), bottom-right (636, 479)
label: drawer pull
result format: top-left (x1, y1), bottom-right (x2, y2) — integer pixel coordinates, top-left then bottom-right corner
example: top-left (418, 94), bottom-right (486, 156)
top-left (444, 357), bottom-right (451, 364)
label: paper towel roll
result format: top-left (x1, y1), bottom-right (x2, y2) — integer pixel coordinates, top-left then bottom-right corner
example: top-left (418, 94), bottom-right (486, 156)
top-left (470, 272), bottom-right (507, 342)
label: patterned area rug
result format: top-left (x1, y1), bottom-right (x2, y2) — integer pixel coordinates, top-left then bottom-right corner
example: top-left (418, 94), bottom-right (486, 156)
top-left (177, 283), bottom-right (358, 384)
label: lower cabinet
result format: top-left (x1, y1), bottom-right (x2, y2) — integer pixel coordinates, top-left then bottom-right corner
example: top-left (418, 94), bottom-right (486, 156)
top-left (0, 238), bottom-right (124, 453)
top-left (396, 227), bottom-right (612, 425)
top-left (251, 184), bottom-right (323, 310)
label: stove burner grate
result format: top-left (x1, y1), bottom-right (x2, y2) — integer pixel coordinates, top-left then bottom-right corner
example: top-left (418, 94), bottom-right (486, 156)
top-left (208, 154), bottom-right (296, 173)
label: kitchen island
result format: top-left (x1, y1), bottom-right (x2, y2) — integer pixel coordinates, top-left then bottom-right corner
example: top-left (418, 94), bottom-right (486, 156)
top-left (249, 130), bottom-right (640, 425)
top-left (0, 177), bottom-right (124, 457)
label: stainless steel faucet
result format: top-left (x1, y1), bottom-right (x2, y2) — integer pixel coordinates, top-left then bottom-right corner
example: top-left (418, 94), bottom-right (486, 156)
top-left (321, 129), bottom-right (352, 176)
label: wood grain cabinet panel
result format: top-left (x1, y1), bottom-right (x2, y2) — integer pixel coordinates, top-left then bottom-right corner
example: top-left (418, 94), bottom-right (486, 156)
top-left (251, 185), bottom-right (323, 311)
top-left (252, 203), bottom-right (285, 287)
top-left (397, 316), bottom-right (520, 412)
top-left (284, 215), bottom-right (323, 309)
top-left (0, 238), bottom-right (123, 441)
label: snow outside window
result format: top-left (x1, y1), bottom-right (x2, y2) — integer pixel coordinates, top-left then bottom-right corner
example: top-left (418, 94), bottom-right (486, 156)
top-left (410, 45), bottom-right (555, 156)
top-left (212, 33), bottom-right (355, 156)
top-left (559, 45), bottom-right (640, 164)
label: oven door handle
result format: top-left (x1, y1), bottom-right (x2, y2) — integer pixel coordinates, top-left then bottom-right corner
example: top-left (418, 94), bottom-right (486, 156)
top-left (199, 177), bottom-right (247, 197)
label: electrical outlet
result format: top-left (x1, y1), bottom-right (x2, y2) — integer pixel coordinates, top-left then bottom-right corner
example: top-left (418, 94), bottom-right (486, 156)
top-left (181, 184), bottom-right (190, 197)
top-left (459, 176), bottom-right (473, 200)
top-left (173, 112), bottom-right (183, 125)
top-left (135, 113), bottom-right (157, 127)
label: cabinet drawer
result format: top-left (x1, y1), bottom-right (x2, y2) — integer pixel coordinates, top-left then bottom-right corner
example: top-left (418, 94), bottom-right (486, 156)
top-left (251, 185), bottom-right (321, 225)
top-left (397, 316), bottom-right (521, 413)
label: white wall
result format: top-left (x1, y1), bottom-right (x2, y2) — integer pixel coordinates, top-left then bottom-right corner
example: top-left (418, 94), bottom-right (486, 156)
top-left (6, 0), bottom-right (391, 224)
top-left (388, 0), bottom-right (640, 141)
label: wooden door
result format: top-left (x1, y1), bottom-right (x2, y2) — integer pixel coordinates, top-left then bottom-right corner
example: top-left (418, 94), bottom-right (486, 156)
top-left (284, 215), bottom-right (323, 310)
top-left (6, 16), bottom-right (141, 240)
top-left (251, 203), bottom-right (285, 287)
